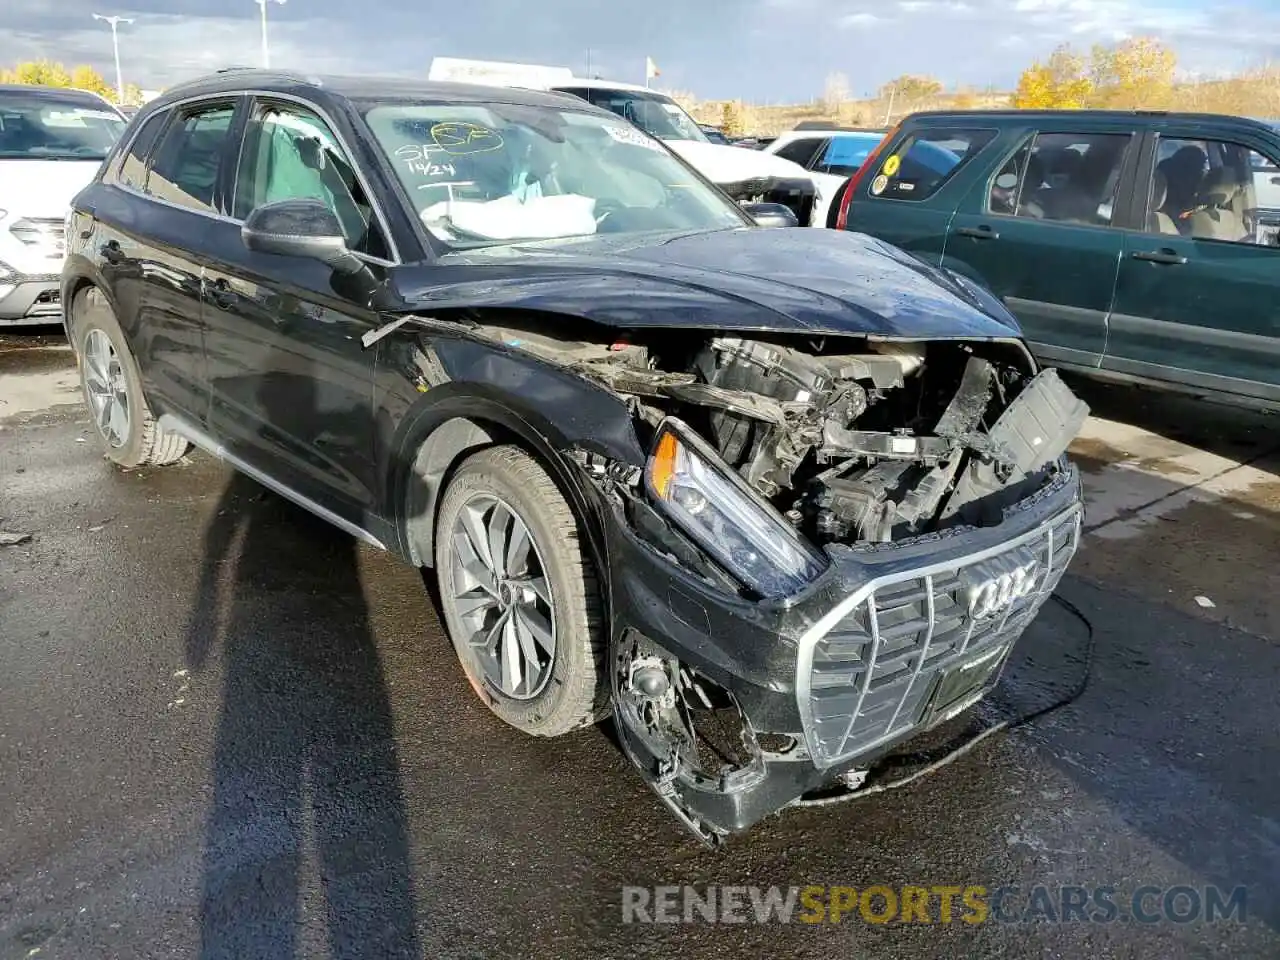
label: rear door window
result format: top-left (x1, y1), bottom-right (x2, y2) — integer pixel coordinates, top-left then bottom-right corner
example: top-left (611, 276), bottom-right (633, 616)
top-left (145, 102), bottom-right (237, 213)
top-left (867, 127), bottom-right (996, 201)
top-left (987, 131), bottom-right (1133, 228)
top-left (774, 136), bottom-right (826, 168)
top-left (813, 134), bottom-right (885, 177)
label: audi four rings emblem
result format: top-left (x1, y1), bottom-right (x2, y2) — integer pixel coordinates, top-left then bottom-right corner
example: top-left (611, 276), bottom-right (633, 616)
top-left (966, 561), bottom-right (1040, 620)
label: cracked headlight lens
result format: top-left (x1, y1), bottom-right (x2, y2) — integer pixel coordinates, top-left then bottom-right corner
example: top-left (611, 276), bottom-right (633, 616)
top-left (644, 417), bottom-right (828, 599)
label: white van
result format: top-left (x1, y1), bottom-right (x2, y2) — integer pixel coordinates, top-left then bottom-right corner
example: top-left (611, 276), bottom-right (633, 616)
top-left (427, 58), bottom-right (823, 226)
top-left (0, 85), bottom-right (127, 324)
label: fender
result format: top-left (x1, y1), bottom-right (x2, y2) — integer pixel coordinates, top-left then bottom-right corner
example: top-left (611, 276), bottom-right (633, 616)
top-left (381, 333), bottom-right (649, 587)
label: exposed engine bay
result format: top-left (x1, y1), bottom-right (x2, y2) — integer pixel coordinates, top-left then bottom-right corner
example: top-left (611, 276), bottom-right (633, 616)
top-left (456, 316), bottom-right (1088, 585)
top-left (390, 310), bottom-right (1091, 844)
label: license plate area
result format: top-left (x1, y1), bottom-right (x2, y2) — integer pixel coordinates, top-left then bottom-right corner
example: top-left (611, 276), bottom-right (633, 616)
top-left (921, 644), bottom-right (1007, 728)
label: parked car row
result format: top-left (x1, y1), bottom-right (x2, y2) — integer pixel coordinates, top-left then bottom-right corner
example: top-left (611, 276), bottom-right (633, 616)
top-left (61, 68), bottom-right (1088, 843)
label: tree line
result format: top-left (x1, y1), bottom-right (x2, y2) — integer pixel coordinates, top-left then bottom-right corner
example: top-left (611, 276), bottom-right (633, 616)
top-left (1, 59), bottom-right (144, 105)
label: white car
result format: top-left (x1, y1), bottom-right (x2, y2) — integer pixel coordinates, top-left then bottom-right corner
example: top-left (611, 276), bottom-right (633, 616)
top-left (0, 84), bottom-right (128, 324)
top-left (427, 58), bottom-right (823, 226)
top-left (763, 125), bottom-right (888, 228)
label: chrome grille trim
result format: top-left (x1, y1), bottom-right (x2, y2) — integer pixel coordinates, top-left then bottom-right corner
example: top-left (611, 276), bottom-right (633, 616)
top-left (795, 503), bottom-right (1082, 770)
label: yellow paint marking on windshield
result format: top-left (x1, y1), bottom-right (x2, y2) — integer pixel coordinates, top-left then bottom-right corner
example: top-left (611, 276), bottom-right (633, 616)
top-left (882, 154), bottom-right (901, 176)
top-left (430, 122), bottom-right (505, 155)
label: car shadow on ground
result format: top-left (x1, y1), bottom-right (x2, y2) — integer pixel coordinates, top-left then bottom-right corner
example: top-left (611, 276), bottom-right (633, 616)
top-left (182, 473), bottom-right (421, 960)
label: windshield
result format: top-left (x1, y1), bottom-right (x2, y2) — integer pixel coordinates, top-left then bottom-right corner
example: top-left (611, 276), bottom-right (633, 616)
top-left (364, 102), bottom-right (747, 248)
top-left (552, 87), bottom-right (709, 143)
top-left (0, 91), bottom-right (125, 160)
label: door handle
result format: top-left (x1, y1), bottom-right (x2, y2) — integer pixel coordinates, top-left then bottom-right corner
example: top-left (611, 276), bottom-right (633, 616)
top-left (956, 225), bottom-right (1000, 240)
top-left (1131, 249), bottom-right (1187, 265)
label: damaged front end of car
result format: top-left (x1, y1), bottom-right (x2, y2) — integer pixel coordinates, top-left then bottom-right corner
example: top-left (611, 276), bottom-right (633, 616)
top-left (395, 314), bottom-right (1088, 845)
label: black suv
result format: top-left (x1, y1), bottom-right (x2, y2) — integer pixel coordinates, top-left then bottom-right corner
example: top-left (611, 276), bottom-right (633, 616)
top-left (834, 109), bottom-right (1280, 412)
top-left (63, 70), bottom-right (1087, 843)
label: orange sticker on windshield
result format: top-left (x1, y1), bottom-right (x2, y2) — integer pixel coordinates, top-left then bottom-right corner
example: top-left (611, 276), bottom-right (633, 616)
top-left (882, 154), bottom-right (901, 176)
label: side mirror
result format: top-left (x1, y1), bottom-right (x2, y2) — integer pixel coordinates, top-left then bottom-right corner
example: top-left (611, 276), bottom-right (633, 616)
top-left (742, 201), bottom-right (800, 228)
top-left (241, 198), bottom-right (362, 274)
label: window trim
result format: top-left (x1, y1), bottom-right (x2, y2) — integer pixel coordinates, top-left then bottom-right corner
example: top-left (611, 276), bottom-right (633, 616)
top-left (862, 125), bottom-right (1000, 204)
top-left (232, 94), bottom-right (398, 266)
top-left (107, 90), bottom-right (401, 267)
top-left (109, 94), bottom-right (245, 226)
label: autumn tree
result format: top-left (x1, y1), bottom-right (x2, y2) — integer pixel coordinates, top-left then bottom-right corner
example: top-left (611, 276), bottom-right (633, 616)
top-left (0, 60), bottom-right (119, 101)
top-left (71, 65), bottom-right (115, 100)
top-left (1013, 45), bottom-right (1093, 109)
top-left (879, 74), bottom-right (944, 103)
top-left (720, 100), bottom-right (745, 137)
top-left (1090, 37), bottom-right (1176, 108)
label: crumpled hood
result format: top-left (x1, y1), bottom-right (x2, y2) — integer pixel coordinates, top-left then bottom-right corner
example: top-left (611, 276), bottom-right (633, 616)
top-left (393, 227), bottom-right (1023, 341)
top-left (665, 139), bottom-right (815, 185)
top-left (0, 159), bottom-right (104, 219)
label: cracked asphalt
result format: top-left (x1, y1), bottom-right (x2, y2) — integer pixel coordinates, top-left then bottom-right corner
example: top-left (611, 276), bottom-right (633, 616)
top-left (1, 327), bottom-right (1278, 959)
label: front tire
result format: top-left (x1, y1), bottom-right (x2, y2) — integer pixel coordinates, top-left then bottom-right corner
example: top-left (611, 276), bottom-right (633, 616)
top-left (69, 286), bottom-right (189, 469)
top-left (433, 445), bottom-right (607, 737)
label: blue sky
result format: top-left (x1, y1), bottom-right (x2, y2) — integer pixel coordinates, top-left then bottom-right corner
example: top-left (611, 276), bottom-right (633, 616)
top-left (5, 0), bottom-right (1280, 101)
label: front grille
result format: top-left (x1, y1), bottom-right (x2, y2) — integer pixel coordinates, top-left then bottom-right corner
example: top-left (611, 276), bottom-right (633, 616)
top-left (798, 506), bottom-right (1081, 768)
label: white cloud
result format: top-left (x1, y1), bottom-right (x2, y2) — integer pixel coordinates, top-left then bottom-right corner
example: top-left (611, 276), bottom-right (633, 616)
top-left (840, 12), bottom-right (880, 27)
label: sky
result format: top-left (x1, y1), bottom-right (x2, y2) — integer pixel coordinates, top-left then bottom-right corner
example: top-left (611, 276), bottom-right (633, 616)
top-left (4, 0), bottom-right (1280, 102)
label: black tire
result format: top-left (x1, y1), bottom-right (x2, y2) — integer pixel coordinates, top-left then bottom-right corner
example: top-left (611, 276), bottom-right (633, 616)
top-left (68, 286), bottom-right (189, 469)
top-left (433, 444), bottom-right (607, 737)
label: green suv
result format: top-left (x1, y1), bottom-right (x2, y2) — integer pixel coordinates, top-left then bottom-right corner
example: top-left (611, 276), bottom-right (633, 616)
top-left (834, 109), bottom-right (1280, 411)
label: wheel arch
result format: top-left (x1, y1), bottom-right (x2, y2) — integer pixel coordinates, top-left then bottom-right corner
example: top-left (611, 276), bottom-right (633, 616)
top-left (390, 387), bottom-right (640, 606)
top-left (61, 265), bottom-right (133, 357)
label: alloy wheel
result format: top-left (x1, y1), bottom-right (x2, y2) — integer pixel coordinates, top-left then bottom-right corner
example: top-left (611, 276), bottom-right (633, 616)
top-left (83, 328), bottom-right (131, 448)
top-left (447, 493), bottom-right (557, 700)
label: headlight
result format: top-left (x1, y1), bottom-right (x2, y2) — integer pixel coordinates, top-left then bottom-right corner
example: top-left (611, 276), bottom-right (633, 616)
top-left (644, 417), bottom-right (828, 599)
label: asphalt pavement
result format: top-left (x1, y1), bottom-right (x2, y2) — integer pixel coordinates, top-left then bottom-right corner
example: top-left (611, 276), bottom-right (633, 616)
top-left (1, 327), bottom-right (1278, 959)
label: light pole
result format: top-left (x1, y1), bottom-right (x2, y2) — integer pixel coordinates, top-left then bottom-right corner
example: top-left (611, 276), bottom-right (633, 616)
top-left (254, 0), bottom-right (287, 69)
top-left (92, 13), bottom-right (133, 103)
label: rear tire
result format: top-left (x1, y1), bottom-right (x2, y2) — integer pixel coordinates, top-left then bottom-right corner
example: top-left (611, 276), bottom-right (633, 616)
top-left (433, 444), bottom-right (607, 737)
top-left (69, 286), bottom-right (189, 469)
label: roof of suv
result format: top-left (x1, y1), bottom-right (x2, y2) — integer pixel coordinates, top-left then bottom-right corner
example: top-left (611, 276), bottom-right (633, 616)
top-left (148, 69), bottom-right (603, 114)
top-left (0, 84), bottom-right (119, 107)
top-left (900, 108), bottom-right (1280, 135)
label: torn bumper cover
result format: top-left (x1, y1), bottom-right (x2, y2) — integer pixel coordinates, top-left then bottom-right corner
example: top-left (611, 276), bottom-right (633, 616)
top-left (606, 464), bottom-right (1082, 843)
